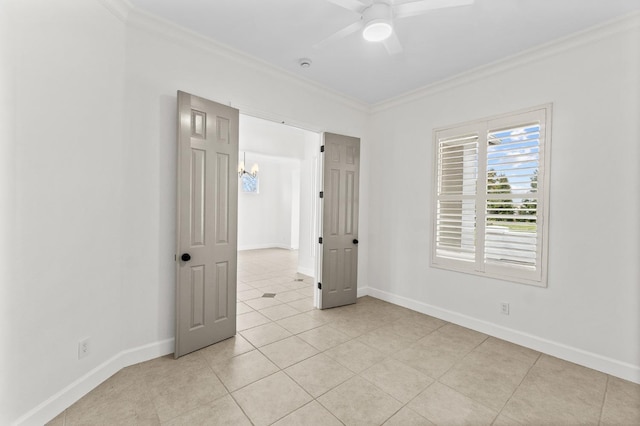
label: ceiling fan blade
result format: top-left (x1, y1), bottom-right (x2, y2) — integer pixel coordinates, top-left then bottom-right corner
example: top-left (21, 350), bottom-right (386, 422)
top-left (383, 31), bottom-right (403, 55)
top-left (394, 0), bottom-right (474, 19)
top-left (324, 0), bottom-right (367, 13)
top-left (313, 21), bottom-right (363, 50)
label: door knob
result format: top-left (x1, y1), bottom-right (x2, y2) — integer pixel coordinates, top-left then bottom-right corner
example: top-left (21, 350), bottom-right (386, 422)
top-left (181, 253), bottom-right (191, 261)
top-left (353, 239), bottom-right (359, 245)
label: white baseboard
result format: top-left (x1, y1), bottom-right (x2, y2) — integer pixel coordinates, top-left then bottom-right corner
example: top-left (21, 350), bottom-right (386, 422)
top-left (21, 285), bottom-right (639, 425)
top-left (297, 266), bottom-right (314, 277)
top-left (238, 243), bottom-right (293, 251)
top-left (366, 287), bottom-right (640, 385)
top-left (15, 339), bottom-right (174, 426)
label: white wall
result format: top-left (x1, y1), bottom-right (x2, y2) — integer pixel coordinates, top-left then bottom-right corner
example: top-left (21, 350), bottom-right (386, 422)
top-left (366, 15), bottom-right (640, 382)
top-left (239, 114), bottom-right (308, 159)
top-left (290, 170), bottom-right (300, 250)
top-left (2, 1), bottom-right (127, 424)
top-left (237, 153), bottom-right (300, 251)
top-left (0, 1), bottom-right (16, 418)
top-left (2, 1), bottom-right (368, 425)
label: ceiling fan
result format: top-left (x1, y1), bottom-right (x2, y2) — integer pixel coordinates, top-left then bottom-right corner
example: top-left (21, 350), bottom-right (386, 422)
top-left (315, 0), bottom-right (475, 55)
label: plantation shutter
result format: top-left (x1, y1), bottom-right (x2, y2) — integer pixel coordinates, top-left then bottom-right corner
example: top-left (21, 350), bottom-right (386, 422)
top-left (432, 105), bottom-right (551, 287)
top-left (434, 128), bottom-right (479, 268)
top-left (483, 109), bottom-right (548, 282)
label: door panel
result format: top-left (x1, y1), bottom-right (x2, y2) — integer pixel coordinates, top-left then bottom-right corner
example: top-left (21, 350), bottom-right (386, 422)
top-left (320, 133), bottom-right (360, 309)
top-left (215, 152), bottom-right (230, 243)
top-left (215, 261), bottom-right (229, 320)
top-left (176, 91), bottom-right (238, 358)
top-left (190, 266), bottom-right (205, 329)
top-left (190, 149), bottom-right (206, 246)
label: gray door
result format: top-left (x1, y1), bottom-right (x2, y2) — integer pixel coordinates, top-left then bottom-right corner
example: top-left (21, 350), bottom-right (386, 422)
top-left (320, 133), bottom-right (360, 309)
top-left (175, 91), bottom-right (239, 358)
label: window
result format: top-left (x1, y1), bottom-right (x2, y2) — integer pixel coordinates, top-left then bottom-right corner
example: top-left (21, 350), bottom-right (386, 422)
top-left (431, 105), bottom-right (551, 286)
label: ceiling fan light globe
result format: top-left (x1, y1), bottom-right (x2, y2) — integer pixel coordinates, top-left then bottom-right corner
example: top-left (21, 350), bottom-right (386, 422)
top-left (363, 21), bottom-right (393, 42)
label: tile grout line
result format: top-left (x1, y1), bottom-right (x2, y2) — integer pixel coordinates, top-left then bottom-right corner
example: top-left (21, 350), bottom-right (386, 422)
top-left (237, 296), bottom-right (473, 426)
top-left (354, 356), bottom-right (430, 424)
top-left (597, 374), bottom-right (610, 425)
top-left (156, 353), bottom-right (237, 424)
top-left (491, 351), bottom-right (543, 425)
top-left (303, 311), bottom-right (453, 425)
top-left (248, 282), bottom-right (416, 424)
top-left (279, 360), bottom-right (348, 425)
top-left (235, 274), bottom-right (346, 426)
top-left (430, 331), bottom-right (491, 411)
top-left (418, 331), bottom-right (540, 424)
top-left (204, 331), bottom-right (262, 425)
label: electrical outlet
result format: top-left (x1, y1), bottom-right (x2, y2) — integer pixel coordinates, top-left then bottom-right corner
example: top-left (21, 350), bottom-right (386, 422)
top-left (500, 302), bottom-right (510, 315)
top-left (78, 338), bottom-right (90, 359)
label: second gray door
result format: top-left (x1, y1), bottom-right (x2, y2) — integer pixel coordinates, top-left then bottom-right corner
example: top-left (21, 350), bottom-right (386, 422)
top-left (320, 132), bottom-right (360, 309)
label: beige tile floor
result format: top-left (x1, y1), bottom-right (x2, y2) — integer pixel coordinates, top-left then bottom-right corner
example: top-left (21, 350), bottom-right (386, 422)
top-left (48, 248), bottom-right (640, 425)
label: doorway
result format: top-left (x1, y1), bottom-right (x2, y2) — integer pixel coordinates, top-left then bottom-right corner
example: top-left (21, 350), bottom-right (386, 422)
top-left (174, 94), bottom-right (360, 357)
top-left (236, 115), bottom-right (320, 327)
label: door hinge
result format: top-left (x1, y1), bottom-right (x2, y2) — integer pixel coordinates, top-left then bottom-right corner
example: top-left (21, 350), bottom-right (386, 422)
top-left (319, 191), bottom-right (323, 198)
top-left (319, 237), bottom-right (323, 244)
top-left (320, 145), bottom-right (325, 153)
top-left (318, 282), bottom-right (322, 290)
top-left (174, 254), bottom-right (176, 261)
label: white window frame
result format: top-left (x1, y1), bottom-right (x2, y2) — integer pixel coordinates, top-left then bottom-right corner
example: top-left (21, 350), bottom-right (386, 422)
top-left (431, 104), bottom-right (552, 287)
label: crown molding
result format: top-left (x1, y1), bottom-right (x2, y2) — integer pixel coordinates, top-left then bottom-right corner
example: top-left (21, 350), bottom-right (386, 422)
top-left (97, 0), bottom-right (370, 114)
top-left (94, 2), bottom-right (639, 117)
top-left (371, 10), bottom-right (640, 114)
top-left (96, 0), bottom-right (131, 21)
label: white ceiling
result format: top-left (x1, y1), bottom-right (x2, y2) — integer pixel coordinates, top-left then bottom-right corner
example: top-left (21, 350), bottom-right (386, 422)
top-left (128, 0), bottom-right (640, 104)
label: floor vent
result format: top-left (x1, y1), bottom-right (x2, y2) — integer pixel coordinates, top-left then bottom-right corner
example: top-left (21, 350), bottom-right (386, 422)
top-left (262, 293), bottom-right (276, 298)
top-left (294, 278), bottom-right (304, 282)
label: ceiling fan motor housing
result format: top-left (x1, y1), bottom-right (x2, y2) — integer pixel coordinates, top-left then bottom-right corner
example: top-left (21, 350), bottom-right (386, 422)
top-left (362, 2), bottom-right (393, 42)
